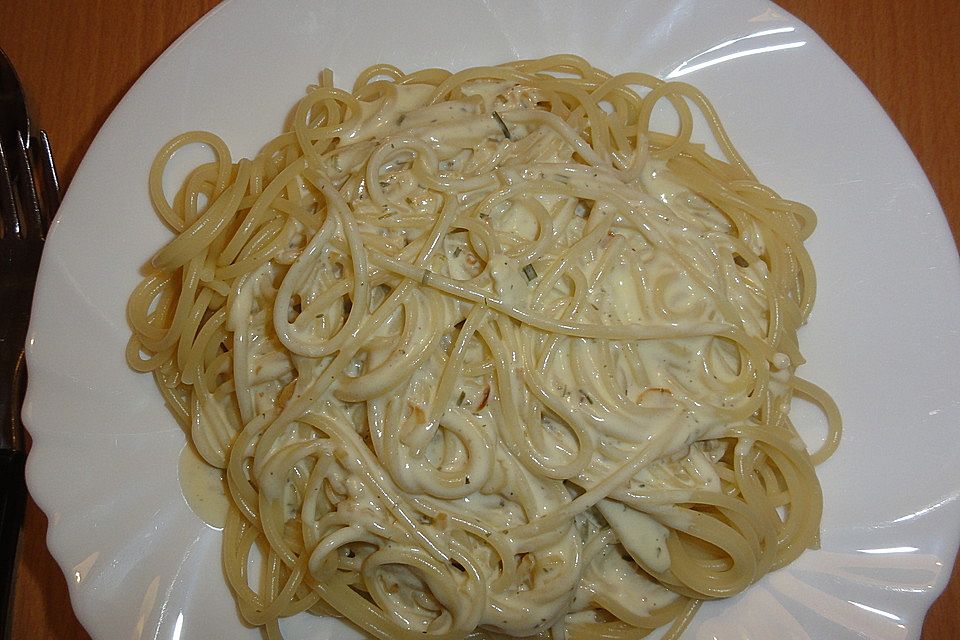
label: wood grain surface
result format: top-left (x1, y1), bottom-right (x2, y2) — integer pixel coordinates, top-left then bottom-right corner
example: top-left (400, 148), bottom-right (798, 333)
top-left (1, 1), bottom-right (957, 638)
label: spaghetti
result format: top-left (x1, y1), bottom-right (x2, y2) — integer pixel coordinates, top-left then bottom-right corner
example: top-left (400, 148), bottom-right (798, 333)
top-left (127, 55), bottom-right (841, 639)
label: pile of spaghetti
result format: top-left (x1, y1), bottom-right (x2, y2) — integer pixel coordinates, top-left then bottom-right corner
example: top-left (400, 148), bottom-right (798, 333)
top-left (127, 55), bottom-right (840, 639)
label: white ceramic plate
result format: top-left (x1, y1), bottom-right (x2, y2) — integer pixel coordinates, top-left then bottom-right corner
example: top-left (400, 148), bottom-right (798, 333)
top-left (24, 1), bottom-right (960, 638)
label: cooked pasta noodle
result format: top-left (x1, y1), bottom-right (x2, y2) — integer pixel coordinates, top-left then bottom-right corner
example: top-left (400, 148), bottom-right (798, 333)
top-left (127, 55), bottom-right (841, 639)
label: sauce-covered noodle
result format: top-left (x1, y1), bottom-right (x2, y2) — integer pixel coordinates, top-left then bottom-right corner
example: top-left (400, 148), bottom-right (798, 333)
top-left (127, 55), bottom-right (841, 639)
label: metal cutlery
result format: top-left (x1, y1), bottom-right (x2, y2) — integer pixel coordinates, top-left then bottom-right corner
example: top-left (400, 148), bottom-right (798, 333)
top-left (0, 47), bottom-right (59, 639)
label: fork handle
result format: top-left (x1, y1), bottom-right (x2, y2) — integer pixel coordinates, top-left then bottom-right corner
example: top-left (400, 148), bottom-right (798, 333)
top-left (0, 448), bottom-right (26, 639)
top-left (0, 349), bottom-right (26, 640)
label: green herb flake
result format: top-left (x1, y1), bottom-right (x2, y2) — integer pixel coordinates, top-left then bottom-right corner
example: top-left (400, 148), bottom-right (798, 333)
top-left (492, 111), bottom-right (511, 139)
top-left (522, 264), bottom-right (538, 281)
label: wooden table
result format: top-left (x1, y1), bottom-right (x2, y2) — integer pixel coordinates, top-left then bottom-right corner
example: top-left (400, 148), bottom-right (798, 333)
top-left (1, 1), bottom-right (957, 638)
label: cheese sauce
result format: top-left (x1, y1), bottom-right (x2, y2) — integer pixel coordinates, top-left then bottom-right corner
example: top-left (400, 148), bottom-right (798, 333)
top-left (178, 442), bottom-right (229, 529)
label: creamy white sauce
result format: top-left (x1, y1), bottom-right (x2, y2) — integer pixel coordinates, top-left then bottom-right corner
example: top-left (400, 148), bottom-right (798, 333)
top-left (581, 543), bottom-right (678, 616)
top-left (597, 498), bottom-right (671, 573)
top-left (178, 442), bottom-right (229, 529)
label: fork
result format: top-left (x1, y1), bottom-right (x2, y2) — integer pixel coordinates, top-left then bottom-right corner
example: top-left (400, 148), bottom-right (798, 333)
top-left (0, 49), bottom-right (59, 638)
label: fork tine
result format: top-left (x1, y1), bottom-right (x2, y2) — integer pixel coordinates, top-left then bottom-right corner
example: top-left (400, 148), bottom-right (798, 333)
top-left (33, 130), bottom-right (59, 233)
top-left (13, 132), bottom-right (42, 241)
top-left (0, 141), bottom-right (18, 240)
